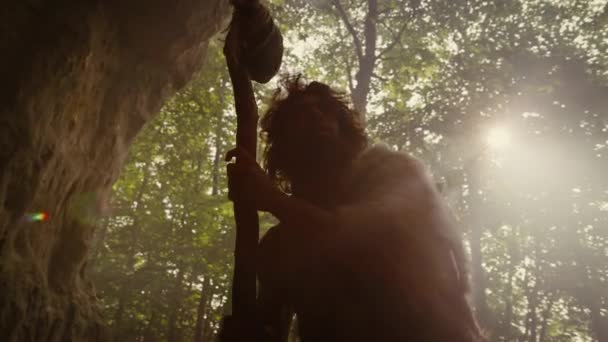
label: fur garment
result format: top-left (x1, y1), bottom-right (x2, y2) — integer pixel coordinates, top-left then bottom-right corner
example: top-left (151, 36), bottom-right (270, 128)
top-left (258, 144), bottom-right (483, 341)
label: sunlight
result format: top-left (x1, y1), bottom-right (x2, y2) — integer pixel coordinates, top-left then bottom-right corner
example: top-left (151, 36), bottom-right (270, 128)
top-left (486, 126), bottom-right (511, 150)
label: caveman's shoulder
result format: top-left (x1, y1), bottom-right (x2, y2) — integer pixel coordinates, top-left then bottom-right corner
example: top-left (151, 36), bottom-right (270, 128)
top-left (353, 144), bottom-right (428, 180)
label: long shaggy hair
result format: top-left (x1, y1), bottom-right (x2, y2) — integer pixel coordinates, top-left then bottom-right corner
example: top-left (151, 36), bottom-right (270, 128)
top-left (260, 75), bottom-right (368, 192)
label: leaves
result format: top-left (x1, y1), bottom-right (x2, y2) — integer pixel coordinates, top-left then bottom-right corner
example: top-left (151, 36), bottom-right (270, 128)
top-left (92, 1), bottom-right (608, 340)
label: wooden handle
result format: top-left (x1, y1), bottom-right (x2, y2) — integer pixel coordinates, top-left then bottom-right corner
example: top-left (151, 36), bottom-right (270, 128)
top-left (226, 43), bottom-right (260, 335)
top-left (221, 3), bottom-right (282, 338)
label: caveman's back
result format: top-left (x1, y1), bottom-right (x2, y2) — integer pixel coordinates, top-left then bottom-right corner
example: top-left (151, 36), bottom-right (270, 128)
top-left (258, 145), bottom-right (482, 341)
top-left (259, 223), bottom-right (469, 342)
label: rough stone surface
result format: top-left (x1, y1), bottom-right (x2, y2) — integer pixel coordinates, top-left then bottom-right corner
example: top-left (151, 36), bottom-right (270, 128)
top-left (0, 1), bottom-right (229, 340)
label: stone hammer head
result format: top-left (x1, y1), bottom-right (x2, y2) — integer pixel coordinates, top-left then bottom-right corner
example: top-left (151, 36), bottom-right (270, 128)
top-left (224, 0), bottom-right (284, 84)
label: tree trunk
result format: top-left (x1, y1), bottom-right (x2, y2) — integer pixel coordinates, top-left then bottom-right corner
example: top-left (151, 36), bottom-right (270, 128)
top-left (142, 311), bottom-right (159, 342)
top-left (193, 277), bottom-right (210, 342)
top-left (469, 224), bottom-right (493, 329)
top-left (202, 290), bottom-right (216, 341)
top-left (538, 295), bottom-right (555, 342)
top-left (351, 0), bottom-right (378, 117)
top-left (588, 297), bottom-right (608, 342)
top-left (167, 265), bottom-right (186, 342)
top-left (331, 0), bottom-right (378, 119)
top-left (525, 294), bottom-right (538, 342)
top-left (502, 251), bottom-right (515, 340)
top-left (0, 1), bottom-right (229, 340)
top-left (114, 163), bottom-right (150, 338)
top-left (466, 161), bottom-right (494, 334)
top-left (211, 78), bottom-right (227, 198)
top-left (523, 251), bottom-right (540, 342)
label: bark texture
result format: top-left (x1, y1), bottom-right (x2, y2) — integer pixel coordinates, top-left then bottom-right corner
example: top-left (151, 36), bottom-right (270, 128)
top-left (0, 1), bottom-right (229, 340)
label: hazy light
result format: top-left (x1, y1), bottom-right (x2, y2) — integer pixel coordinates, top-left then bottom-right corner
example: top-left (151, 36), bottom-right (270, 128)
top-left (486, 127), bottom-right (511, 150)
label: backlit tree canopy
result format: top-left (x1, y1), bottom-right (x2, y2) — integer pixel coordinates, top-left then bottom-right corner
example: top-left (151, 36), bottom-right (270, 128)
top-left (92, 1), bottom-right (607, 341)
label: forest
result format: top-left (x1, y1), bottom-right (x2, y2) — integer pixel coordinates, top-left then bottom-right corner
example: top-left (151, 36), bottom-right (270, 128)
top-left (90, 0), bottom-right (608, 341)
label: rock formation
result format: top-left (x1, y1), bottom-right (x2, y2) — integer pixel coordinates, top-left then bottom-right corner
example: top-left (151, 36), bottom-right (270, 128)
top-left (0, 1), bottom-right (229, 340)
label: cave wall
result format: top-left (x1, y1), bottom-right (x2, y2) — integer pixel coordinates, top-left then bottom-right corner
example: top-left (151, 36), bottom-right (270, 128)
top-left (0, 1), bottom-right (230, 340)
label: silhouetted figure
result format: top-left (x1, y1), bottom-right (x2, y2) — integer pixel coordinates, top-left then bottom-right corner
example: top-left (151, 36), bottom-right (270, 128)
top-left (225, 76), bottom-right (484, 341)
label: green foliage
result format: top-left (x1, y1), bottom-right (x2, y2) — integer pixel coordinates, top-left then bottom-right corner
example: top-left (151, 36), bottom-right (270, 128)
top-left (92, 1), bottom-right (607, 341)
top-left (91, 41), bottom-right (238, 341)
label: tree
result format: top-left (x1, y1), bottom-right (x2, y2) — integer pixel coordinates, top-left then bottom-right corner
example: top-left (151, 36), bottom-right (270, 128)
top-left (92, 1), bottom-right (608, 340)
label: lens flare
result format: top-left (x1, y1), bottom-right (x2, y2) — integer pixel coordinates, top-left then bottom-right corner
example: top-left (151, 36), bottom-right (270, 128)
top-left (27, 212), bottom-right (49, 222)
top-left (486, 127), bottom-right (511, 150)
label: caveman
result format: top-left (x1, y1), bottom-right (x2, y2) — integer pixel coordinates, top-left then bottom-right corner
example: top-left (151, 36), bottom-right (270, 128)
top-left (225, 76), bottom-right (485, 341)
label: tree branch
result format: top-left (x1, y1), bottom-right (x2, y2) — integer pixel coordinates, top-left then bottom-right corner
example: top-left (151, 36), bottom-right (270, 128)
top-left (346, 56), bottom-right (355, 93)
top-left (377, 20), bottom-right (408, 59)
top-left (371, 72), bottom-right (388, 82)
top-left (363, 0), bottom-right (378, 61)
top-left (331, 0), bottom-right (364, 62)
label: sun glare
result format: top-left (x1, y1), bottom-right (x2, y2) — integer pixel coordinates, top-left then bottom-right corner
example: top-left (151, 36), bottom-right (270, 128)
top-left (486, 126), bottom-right (511, 150)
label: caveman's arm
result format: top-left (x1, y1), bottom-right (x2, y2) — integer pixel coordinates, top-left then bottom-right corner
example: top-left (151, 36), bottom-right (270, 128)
top-left (268, 150), bottom-right (463, 276)
top-left (268, 152), bottom-right (441, 238)
top-left (270, 195), bottom-right (340, 235)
